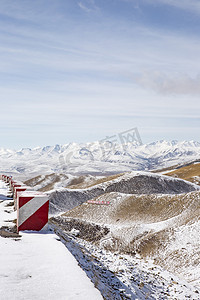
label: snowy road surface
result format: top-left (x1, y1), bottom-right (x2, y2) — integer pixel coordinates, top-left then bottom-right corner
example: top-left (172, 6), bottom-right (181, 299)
top-left (0, 180), bottom-right (103, 300)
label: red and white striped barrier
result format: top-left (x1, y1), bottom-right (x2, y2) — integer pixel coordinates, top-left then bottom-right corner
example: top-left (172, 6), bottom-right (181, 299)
top-left (8, 176), bottom-right (12, 184)
top-left (14, 186), bottom-right (32, 201)
top-left (9, 178), bottom-right (16, 188)
top-left (11, 181), bottom-right (23, 195)
top-left (0, 175), bottom-right (49, 232)
top-left (5, 176), bottom-right (12, 183)
top-left (13, 186), bottom-right (32, 210)
top-left (2, 175), bottom-right (6, 181)
top-left (2, 175), bottom-right (8, 182)
top-left (17, 191), bottom-right (49, 232)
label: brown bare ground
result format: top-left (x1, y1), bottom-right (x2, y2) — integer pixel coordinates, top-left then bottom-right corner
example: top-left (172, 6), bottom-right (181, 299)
top-left (39, 174), bottom-right (63, 192)
top-left (24, 174), bottom-right (44, 186)
top-left (164, 163), bottom-right (200, 185)
top-left (0, 226), bottom-right (21, 238)
top-left (133, 228), bottom-right (173, 257)
top-left (67, 176), bottom-right (88, 188)
top-left (24, 173), bottom-right (69, 192)
top-left (63, 192), bottom-right (200, 224)
top-left (67, 173), bottom-right (124, 189)
top-left (152, 159), bottom-right (200, 174)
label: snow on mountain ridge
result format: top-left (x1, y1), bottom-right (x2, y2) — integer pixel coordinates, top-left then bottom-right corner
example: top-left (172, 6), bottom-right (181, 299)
top-left (0, 140), bottom-right (199, 155)
top-left (0, 140), bottom-right (199, 176)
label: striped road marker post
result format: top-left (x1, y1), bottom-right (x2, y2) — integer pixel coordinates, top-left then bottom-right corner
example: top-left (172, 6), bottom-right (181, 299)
top-left (14, 186), bottom-right (32, 210)
top-left (17, 191), bottom-right (49, 232)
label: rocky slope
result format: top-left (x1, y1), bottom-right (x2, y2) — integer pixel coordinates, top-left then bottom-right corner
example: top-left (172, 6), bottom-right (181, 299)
top-left (57, 190), bottom-right (200, 288)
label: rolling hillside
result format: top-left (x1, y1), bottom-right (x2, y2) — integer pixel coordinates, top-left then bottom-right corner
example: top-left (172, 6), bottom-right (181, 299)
top-left (163, 162), bottom-right (200, 185)
top-left (49, 169), bottom-right (200, 288)
top-left (48, 171), bottom-right (199, 214)
top-left (55, 190), bottom-right (200, 287)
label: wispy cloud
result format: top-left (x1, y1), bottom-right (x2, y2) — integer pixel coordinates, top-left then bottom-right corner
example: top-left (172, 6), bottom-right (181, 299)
top-left (132, 72), bottom-right (200, 96)
top-left (0, 0), bottom-right (199, 147)
top-left (78, 0), bottom-right (99, 13)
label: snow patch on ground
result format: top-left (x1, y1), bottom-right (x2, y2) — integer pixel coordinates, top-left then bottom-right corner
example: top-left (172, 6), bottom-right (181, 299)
top-left (0, 232), bottom-right (103, 300)
top-left (0, 181), bottom-right (102, 300)
top-left (53, 226), bottom-right (200, 300)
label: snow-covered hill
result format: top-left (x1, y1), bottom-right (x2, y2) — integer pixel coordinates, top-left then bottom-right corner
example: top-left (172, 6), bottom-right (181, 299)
top-left (0, 140), bottom-right (200, 178)
top-left (48, 171), bottom-right (200, 214)
top-left (60, 190), bottom-right (200, 288)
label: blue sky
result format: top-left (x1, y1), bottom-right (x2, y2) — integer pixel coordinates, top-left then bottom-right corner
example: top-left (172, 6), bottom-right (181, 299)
top-left (0, 0), bottom-right (199, 148)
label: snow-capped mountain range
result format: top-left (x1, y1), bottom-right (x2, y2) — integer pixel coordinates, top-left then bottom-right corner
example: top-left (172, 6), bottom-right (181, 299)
top-left (0, 140), bottom-right (200, 178)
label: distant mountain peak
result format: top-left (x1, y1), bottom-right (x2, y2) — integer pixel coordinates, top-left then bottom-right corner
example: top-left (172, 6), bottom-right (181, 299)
top-left (0, 140), bottom-right (199, 176)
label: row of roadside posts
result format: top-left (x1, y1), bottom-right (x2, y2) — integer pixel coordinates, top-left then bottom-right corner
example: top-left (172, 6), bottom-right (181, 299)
top-left (1, 174), bottom-right (49, 232)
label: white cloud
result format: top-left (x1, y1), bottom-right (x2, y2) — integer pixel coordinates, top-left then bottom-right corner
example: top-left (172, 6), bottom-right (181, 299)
top-left (132, 72), bottom-right (200, 96)
top-left (0, 0), bottom-right (199, 146)
top-left (78, 0), bottom-right (99, 13)
top-left (78, 2), bottom-right (91, 12)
